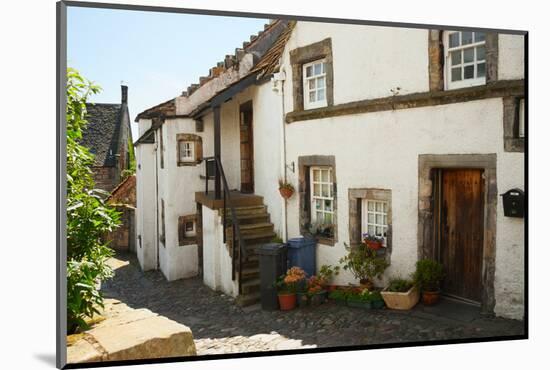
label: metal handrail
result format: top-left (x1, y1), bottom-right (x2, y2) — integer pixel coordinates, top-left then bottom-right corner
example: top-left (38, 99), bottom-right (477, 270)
top-left (203, 156), bottom-right (247, 293)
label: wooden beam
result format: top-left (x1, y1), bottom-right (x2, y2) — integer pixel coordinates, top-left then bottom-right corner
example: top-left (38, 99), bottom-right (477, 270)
top-left (213, 105), bottom-right (221, 199)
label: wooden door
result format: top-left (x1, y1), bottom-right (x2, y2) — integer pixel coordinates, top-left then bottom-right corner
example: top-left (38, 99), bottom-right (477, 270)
top-left (240, 102), bottom-right (254, 193)
top-left (437, 169), bottom-right (484, 303)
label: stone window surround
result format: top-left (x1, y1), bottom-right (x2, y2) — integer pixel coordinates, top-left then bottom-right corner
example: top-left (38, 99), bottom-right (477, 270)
top-left (176, 133), bottom-right (203, 166)
top-left (179, 214), bottom-right (197, 246)
top-left (348, 188), bottom-right (392, 259)
top-left (418, 154), bottom-right (497, 314)
top-left (298, 155), bottom-right (337, 246)
top-left (503, 96), bottom-right (525, 152)
top-left (428, 30), bottom-right (498, 92)
top-left (289, 38), bottom-right (334, 112)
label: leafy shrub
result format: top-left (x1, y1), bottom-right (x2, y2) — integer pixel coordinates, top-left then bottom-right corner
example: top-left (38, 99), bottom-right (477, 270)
top-left (66, 68), bottom-right (120, 333)
top-left (386, 278), bottom-right (414, 293)
top-left (413, 259), bottom-right (445, 291)
top-left (339, 243), bottom-right (389, 286)
top-left (328, 289), bottom-right (349, 301)
top-left (348, 289), bottom-right (383, 302)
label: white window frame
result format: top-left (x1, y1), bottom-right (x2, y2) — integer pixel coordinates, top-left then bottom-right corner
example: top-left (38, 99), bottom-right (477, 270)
top-left (184, 220), bottom-right (196, 238)
top-left (178, 140), bottom-right (195, 162)
top-left (310, 166), bottom-right (334, 226)
top-left (444, 31), bottom-right (487, 90)
top-left (518, 98), bottom-right (525, 138)
top-left (303, 59), bottom-right (327, 110)
top-left (361, 199), bottom-right (388, 245)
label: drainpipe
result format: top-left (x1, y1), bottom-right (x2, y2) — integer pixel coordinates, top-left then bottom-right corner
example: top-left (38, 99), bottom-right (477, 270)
top-left (274, 67), bottom-right (288, 242)
top-left (154, 137), bottom-right (160, 270)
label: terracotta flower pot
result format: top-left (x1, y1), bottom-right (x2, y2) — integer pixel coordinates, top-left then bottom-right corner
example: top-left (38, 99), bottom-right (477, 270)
top-left (365, 240), bottom-right (383, 250)
top-left (279, 187), bottom-right (294, 199)
top-left (278, 293), bottom-right (297, 310)
top-left (422, 290), bottom-right (440, 305)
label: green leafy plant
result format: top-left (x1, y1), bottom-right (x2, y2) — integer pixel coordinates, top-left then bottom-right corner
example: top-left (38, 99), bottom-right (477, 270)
top-left (66, 68), bottom-right (121, 334)
top-left (386, 278), bottom-right (414, 293)
top-left (318, 264), bottom-right (340, 286)
top-left (339, 243), bottom-right (389, 287)
top-left (328, 289), bottom-right (349, 301)
top-left (413, 259), bottom-right (445, 292)
top-left (348, 288), bottom-right (383, 302)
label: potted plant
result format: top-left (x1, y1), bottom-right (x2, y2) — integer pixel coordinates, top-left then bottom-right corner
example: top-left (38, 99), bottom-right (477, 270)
top-left (339, 242), bottom-right (389, 290)
top-left (328, 288), bottom-right (349, 305)
top-left (278, 179), bottom-right (295, 199)
top-left (413, 259), bottom-right (445, 305)
top-left (295, 278), bottom-right (309, 308)
top-left (347, 288), bottom-right (385, 309)
top-left (362, 233), bottom-right (384, 251)
top-left (380, 277), bottom-right (419, 310)
top-left (318, 264), bottom-right (340, 291)
top-left (306, 275), bottom-right (327, 306)
top-left (275, 266), bottom-right (306, 311)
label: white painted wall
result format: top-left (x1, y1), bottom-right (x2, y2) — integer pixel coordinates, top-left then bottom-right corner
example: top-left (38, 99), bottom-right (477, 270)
top-left (135, 141), bottom-right (157, 271)
top-left (282, 98), bottom-right (524, 319)
top-left (280, 22), bottom-right (430, 110)
top-left (498, 34), bottom-right (525, 81)
top-left (252, 82), bottom-right (284, 238)
top-left (202, 206), bottom-right (238, 296)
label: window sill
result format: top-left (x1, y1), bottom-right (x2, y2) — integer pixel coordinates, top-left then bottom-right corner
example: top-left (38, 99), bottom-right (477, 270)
top-left (316, 236), bottom-right (336, 246)
top-left (178, 160), bottom-right (201, 167)
top-left (179, 237), bottom-right (197, 246)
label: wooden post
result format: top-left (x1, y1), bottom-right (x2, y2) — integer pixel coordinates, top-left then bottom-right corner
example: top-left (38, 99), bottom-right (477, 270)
top-left (213, 105), bottom-right (221, 199)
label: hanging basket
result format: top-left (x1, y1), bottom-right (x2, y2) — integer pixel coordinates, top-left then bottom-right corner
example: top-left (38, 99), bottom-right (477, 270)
top-left (279, 187), bottom-right (294, 199)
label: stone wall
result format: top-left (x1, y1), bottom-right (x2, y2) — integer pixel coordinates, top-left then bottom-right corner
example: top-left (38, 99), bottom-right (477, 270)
top-left (92, 166), bottom-right (118, 193)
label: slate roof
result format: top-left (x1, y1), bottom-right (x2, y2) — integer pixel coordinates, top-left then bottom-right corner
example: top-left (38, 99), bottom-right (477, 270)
top-left (251, 21), bottom-right (296, 78)
top-left (134, 98), bottom-right (176, 122)
top-left (82, 103), bottom-right (123, 167)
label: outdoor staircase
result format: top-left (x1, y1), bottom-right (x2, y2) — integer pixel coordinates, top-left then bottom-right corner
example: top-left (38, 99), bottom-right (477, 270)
top-left (221, 203), bottom-right (276, 307)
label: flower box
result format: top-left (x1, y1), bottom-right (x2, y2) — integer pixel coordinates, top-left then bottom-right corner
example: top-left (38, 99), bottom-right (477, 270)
top-left (347, 299), bottom-right (372, 309)
top-left (380, 285), bottom-right (419, 310)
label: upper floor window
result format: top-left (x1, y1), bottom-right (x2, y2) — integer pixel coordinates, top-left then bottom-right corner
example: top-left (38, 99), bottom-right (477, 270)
top-left (178, 141), bottom-right (195, 162)
top-left (176, 133), bottom-right (202, 166)
top-left (445, 31), bottom-right (486, 89)
top-left (303, 59), bottom-right (327, 109)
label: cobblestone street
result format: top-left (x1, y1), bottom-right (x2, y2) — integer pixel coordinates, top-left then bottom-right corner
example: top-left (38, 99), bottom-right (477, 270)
top-left (102, 252), bottom-right (524, 356)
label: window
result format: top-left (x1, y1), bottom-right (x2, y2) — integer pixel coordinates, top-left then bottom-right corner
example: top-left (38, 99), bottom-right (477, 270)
top-left (303, 59), bottom-right (327, 109)
top-left (445, 31), bottom-right (486, 89)
top-left (184, 220), bottom-right (196, 237)
top-left (178, 141), bottom-right (195, 162)
top-left (178, 214), bottom-right (197, 246)
top-left (362, 200), bottom-right (388, 245)
top-left (518, 98), bottom-right (525, 138)
top-left (289, 38), bottom-right (333, 112)
top-left (310, 166), bottom-right (334, 225)
top-left (176, 133), bottom-right (202, 166)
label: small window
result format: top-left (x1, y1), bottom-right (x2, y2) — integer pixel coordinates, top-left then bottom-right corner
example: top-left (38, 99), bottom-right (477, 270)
top-left (184, 221), bottom-right (196, 237)
top-left (303, 59), bottom-right (327, 109)
top-left (518, 98), bottom-right (525, 138)
top-left (310, 166), bottom-right (334, 225)
top-left (178, 141), bottom-right (195, 162)
top-left (179, 214), bottom-right (197, 245)
top-left (362, 200), bottom-right (388, 245)
top-left (445, 31), bottom-right (486, 89)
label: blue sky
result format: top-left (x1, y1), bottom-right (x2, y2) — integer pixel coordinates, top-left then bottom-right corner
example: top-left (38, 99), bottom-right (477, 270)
top-left (67, 6), bottom-right (268, 139)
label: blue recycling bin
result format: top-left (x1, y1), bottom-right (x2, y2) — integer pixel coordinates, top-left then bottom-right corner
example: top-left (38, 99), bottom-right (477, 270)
top-left (287, 237), bottom-right (317, 277)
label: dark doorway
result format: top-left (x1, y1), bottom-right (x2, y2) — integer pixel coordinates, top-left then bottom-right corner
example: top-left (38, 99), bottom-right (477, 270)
top-left (433, 169), bottom-right (485, 303)
top-left (240, 101), bottom-right (254, 193)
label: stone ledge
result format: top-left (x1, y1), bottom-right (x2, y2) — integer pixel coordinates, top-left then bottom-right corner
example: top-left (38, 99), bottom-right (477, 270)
top-left (67, 299), bottom-right (196, 364)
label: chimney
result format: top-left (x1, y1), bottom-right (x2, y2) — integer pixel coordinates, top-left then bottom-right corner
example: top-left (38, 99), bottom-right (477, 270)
top-left (121, 85), bottom-right (128, 104)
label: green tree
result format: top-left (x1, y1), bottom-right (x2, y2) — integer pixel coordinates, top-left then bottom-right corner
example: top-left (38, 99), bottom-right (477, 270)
top-left (66, 68), bottom-right (120, 333)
